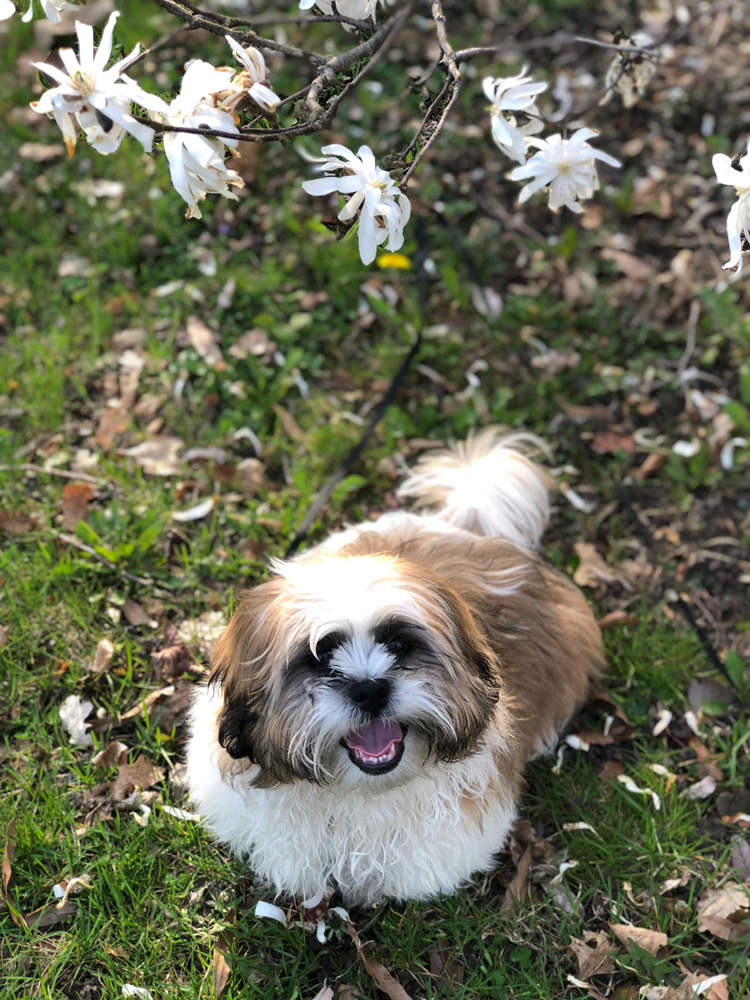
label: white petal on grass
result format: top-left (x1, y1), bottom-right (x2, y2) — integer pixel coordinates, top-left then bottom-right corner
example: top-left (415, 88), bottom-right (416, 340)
top-left (329, 906), bottom-right (349, 921)
top-left (672, 439), bottom-right (701, 458)
top-left (122, 988), bottom-right (154, 1000)
top-left (559, 482), bottom-right (597, 513)
top-left (255, 901), bottom-right (288, 925)
top-left (232, 427), bottom-right (263, 457)
top-left (172, 497), bottom-right (215, 522)
top-left (53, 884), bottom-right (66, 899)
top-left (684, 710), bottom-right (701, 736)
top-left (648, 763), bottom-right (675, 778)
top-left (133, 804), bottom-right (151, 827)
top-left (564, 734), bottom-right (590, 751)
top-left (161, 805), bottom-right (202, 821)
top-left (652, 709), bottom-right (672, 737)
top-left (683, 774), bottom-right (717, 800)
top-left (59, 694), bottom-right (94, 747)
top-left (316, 919), bottom-right (326, 944)
top-left (618, 774), bottom-right (661, 810)
top-left (603, 714), bottom-right (615, 736)
top-left (303, 888), bottom-right (326, 909)
top-left (547, 860), bottom-right (578, 887)
top-left (562, 822), bottom-right (600, 837)
top-left (552, 744), bottom-right (566, 775)
top-left (471, 285), bottom-right (503, 319)
top-left (720, 437), bottom-right (747, 470)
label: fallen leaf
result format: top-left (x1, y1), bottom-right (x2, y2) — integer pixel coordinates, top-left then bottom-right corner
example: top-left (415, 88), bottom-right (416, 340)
top-left (121, 599), bottom-right (149, 627)
top-left (0, 624), bottom-right (7, 649)
top-left (123, 436), bottom-right (185, 476)
top-left (599, 760), bottom-right (626, 780)
top-left (88, 638), bottom-right (115, 674)
top-left (18, 141), bottom-right (65, 161)
top-left (110, 755), bottom-right (165, 802)
top-left (730, 838), bottom-right (750, 877)
top-left (2, 819), bottom-right (16, 897)
top-left (500, 843), bottom-right (532, 916)
top-left (697, 882), bottom-right (750, 941)
top-left (347, 922), bottom-right (413, 1000)
top-left (573, 542), bottom-right (621, 588)
top-left (632, 452), bottom-right (667, 479)
top-left (591, 430), bottom-right (635, 455)
top-left (95, 406), bottom-right (130, 450)
top-left (273, 404), bottom-right (305, 442)
top-left (683, 775), bottom-right (716, 800)
top-left (122, 988), bottom-right (154, 1000)
top-left (688, 679), bottom-right (734, 710)
top-left (427, 942), bottom-right (464, 989)
top-left (228, 328), bottom-right (276, 360)
top-left (60, 482), bottom-right (94, 529)
top-left (91, 741), bottom-right (129, 768)
top-left (0, 510), bottom-right (37, 534)
top-left (237, 457), bottom-right (265, 494)
top-left (569, 930), bottom-right (617, 979)
top-left (609, 925), bottom-right (667, 956)
top-left (212, 948), bottom-right (230, 998)
top-left (600, 248), bottom-right (655, 280)
top-left (186, 316), bottom-right (226, 369)
top-left (598, 610), bottom-right (639, 630)
top-left (563, 822), bottom-right (601, 837)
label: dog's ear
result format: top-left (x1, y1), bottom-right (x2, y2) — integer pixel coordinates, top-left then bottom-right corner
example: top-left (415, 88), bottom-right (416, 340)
top-left (209, 579), bottom-right (287, 764)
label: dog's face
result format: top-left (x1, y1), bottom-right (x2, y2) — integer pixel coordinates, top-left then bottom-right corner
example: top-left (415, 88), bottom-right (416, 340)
top-left (210, 554), bottom-right (502, 788)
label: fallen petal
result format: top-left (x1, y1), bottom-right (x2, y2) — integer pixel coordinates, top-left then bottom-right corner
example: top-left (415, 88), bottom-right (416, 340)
top-left (255, 901), bottom-right (287, 926)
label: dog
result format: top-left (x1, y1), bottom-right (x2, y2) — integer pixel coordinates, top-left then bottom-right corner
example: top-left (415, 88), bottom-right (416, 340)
top-left (186, 430), bottom-right (604, 906)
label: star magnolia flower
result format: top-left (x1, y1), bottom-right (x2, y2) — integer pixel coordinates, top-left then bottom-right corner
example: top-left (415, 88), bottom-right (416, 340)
top-left (30, 11), bottom-right (162, 156)
top-left (223, 36), bottom-right (281, 113)
top-left (22, 0), bottom-right (77, 23)
top-left (299, 0), bottom-right (381, 18)
top-left (712, 140), bottom-right (750, 272)
top-left (510, 127), bottom-right (621, 213)
top-left (149, 60), bottom-right (244, 220)
top-left (302, 144), bottom-right (411, 266)
top-left (483, 68), bottom-right (547, 163)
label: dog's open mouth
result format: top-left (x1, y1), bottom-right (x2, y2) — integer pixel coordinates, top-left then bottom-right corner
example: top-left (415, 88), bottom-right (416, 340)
top-left (343, 720), bottom-right (406, 774)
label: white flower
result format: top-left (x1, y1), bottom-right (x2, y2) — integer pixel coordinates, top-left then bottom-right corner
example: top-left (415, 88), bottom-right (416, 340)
top-left (149, 60), bottom-right (244, 220)
top-left (59, 694), bottom-right (94, 747)
top-left (30, 12), bottom-right (162, 156)
top-left (510, 127), bottom-right (621, 213)
top-left (302, 143), bottom-right (411, 265)
top-left (712, 140), bottom-right (750, 273)
top-left (22, 0), bottom-right (77, 23)
top-left (483, 68), bottom-right (547, 163)
top-left (299, 0), bottom-right (381, 19)
top-left (223, 36), bottom-right (281, 113)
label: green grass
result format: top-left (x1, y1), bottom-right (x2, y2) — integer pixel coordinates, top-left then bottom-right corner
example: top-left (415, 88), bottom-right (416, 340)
top-left (2, 0), bottom-right (750, 997)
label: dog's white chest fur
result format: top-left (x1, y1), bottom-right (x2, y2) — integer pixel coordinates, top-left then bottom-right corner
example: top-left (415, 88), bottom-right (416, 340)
top-left (188, 688), bottom-right (516, 905)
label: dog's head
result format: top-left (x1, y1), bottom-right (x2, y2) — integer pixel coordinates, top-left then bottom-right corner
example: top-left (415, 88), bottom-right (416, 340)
top-left (209, 553), bottom-right (503, 787)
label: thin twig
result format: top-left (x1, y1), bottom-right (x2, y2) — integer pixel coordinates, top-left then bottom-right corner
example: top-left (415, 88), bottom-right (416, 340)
top-left (1, 464), bottom-right (109, 487)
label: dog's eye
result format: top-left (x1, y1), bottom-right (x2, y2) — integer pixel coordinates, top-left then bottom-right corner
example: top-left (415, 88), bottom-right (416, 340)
top-left (386, 638), bottom-right (410, 658)
top-left (310, 649), bottom-right (335, 673)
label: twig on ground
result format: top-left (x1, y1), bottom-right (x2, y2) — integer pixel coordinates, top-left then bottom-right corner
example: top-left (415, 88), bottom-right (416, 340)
top-left (1, 464), bottom-right (109, 487)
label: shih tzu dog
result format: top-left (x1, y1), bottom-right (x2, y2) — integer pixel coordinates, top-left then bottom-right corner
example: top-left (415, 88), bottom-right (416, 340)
top-left (186, 430), bottom-right (604, 906)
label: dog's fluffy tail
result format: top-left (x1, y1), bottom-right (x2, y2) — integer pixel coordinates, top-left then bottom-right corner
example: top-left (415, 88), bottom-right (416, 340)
top-left (397, 429), bottom-right (552, 550)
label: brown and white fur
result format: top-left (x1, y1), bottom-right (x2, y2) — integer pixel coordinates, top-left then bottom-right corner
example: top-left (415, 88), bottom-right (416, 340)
top-left (186, 430), bottom-right (604, 906)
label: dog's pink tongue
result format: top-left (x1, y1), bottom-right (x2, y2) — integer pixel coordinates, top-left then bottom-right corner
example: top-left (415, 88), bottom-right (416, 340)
top-left (346, 720), bottom-right (403, 755)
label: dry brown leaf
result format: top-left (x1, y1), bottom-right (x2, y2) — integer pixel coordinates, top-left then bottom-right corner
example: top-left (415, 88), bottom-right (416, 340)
top-left (88, 638), bottom-right (115, 674)
top-left (631, 452), bottom-right (667, 480)
top-left (598, 610), bottom-right (639, 630)
top-left (730, 840), bottom-right (750, 878)
top-left (118, 685), bottom-right (176, 722)
top-left (123, 437), bottom-right (185, 476)
top-left (609, 924), bottom-right (667, 956)
top-left (228, 328), bottom-right (276, 360)
top-left (591, 431), bottom-right (635, 455)
top-left (697, 882), bottom-right (750, 941)
top-left (569, 931), bottom-right (617, 979)
top-left (237, 457), bottom-right (265, 495)
top-left (95, 406), bottom-right (130, 450)
top-left (347, 923), bottom-right (413, 1000)
top-left (309, 988), bottom-right (334, 1000)
top-left (186, 316), bottom-right (226, 369)
top-left (25, 900), bottom-right (78, 929)
top-left (18, 141), bottom-right (65, 161)
top-left (91, 741), bottom-right (128, 768)
top-left (721, 813), bottom-right (750, 830)
top-left (0, 625), bottom-right (7, 650)
top-left (500, 843), bottom-right (532, 917)
top-left (2, 820), bottom-right (15, 896)
top-left (61, 482), bottom-right (93, 530)
top-left (427, 943), bottom-right (464, 989)
top-left (212, 948), bottom-right (231, 998)
top-left (121, 599), bottom-right (148, 627)
top-left (573, 542), bottom-right (621, 589)
top-left (273, 404), bottom-right (305, 442)
top-left (598, 760), bottom-right (626, 780)
top-left (0, 510), bottom-right (37, 534)
top-left (110, 755), bottom-right (165, 801)
top-left (600, 248), bottom-right (655, 280)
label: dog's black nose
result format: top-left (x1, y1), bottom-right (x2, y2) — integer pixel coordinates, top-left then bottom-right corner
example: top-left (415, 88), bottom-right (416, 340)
top-left (349, 678), bottom-right (391, 716)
